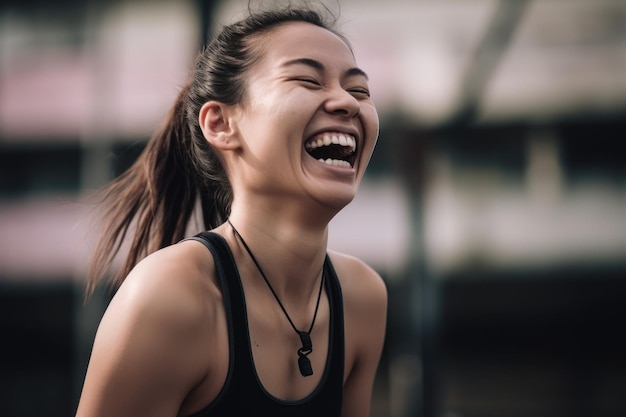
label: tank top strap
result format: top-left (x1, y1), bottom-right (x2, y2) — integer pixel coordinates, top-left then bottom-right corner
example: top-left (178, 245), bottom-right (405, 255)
top-left (185, 231), bottom-right (255, 383)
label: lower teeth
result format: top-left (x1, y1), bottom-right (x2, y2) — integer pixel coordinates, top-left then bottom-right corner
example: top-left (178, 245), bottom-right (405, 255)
top-left (318, 158), bottom-right (352, 168)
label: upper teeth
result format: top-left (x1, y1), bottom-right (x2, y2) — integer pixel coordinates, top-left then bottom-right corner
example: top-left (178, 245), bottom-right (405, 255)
top-left (305, 133), bottom-right (356, 153)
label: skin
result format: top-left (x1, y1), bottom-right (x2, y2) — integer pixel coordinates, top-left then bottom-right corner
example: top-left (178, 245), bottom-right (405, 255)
top-left (75, 22), bottom-right (387, 417)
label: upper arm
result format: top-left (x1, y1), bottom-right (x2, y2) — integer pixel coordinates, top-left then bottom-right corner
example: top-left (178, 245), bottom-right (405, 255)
top-left (75, 246), bottom-right (215, 417)
top-left (330, 253), bottom-right (388, 417)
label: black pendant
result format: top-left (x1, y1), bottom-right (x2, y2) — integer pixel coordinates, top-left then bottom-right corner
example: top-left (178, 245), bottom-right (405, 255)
top-left (298, 353), bottom-right (313, 377)
top-left (297, 331), bottom-right (313, 377)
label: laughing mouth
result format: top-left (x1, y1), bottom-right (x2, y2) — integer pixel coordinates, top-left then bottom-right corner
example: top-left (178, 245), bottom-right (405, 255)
top-left (304, 132), bottom-right (357, 168)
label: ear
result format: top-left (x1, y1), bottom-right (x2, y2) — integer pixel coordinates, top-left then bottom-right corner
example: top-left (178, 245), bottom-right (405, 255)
top-left (198, 101), bottom-right (240, 150)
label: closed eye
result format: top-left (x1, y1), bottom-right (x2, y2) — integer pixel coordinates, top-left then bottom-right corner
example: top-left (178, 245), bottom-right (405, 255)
top-left (348, 87), bottom-right (371, 98)
top-left (294, 77), bottom-right (322, 87)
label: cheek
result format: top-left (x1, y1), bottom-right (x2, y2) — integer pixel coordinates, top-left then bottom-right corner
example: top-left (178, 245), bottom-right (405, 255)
top-left (257, 90), bottom-right (314, 125)
top-left (362, 104), bottom-right (380, 144)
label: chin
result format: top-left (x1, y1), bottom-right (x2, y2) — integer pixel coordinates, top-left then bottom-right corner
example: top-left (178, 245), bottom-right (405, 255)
top-left (315, 188), bottom-right (358, 215)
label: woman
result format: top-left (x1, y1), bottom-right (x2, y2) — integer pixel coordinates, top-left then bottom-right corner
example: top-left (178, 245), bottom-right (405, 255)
top-left (76, 5), bottom-right (387, 417)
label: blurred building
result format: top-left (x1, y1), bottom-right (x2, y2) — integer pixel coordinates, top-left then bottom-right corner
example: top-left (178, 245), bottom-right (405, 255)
top-left (1, 1), bottom-right (625, 417)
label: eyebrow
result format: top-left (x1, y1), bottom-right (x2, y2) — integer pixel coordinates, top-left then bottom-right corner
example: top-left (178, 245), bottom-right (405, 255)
top-left (282, 58), bottom-right (369, 81)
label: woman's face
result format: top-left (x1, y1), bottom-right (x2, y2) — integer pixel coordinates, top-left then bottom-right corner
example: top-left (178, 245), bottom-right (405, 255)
top-left (230, 22), bottom-right (379, 214)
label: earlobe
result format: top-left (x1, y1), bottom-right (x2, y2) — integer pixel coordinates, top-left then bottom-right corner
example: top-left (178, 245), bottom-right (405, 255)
top-left (198, 101), bottom-right (240, 150)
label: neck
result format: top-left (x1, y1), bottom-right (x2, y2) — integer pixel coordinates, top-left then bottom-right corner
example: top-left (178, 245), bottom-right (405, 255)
top-left (226, 204), bottom-right (329, 300)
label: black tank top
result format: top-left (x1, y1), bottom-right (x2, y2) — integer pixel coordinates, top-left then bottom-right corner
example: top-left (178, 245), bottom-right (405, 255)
top-left (185, 232), bottom-right (344, 417)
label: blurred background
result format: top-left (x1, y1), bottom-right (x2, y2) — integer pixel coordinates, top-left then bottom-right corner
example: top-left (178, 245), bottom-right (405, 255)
top-left (1, 0), bottom-right (625, 416)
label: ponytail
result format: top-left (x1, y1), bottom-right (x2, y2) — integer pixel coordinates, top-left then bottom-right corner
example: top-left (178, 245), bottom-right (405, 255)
top-left (85, 84), bottom-right (224, 297)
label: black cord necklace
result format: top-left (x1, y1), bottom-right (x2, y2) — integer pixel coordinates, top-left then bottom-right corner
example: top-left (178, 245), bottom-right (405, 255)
top-left (228, 219), bottom-right (325, 377)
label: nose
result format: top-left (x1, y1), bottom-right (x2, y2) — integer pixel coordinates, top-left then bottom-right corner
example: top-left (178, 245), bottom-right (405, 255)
top-left (324, 86), bottom-right (360, 118)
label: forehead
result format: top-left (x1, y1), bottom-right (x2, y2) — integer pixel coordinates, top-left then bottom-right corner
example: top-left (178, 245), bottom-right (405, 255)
top-left (256, 22), bottom-right (357, 70)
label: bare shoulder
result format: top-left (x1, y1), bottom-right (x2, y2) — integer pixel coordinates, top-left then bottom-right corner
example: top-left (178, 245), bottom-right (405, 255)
top-left (109, 239), bottom-right (220, 329)
top-left (326, 250), bottom-right (387, 311)
top-left (77, 238), bottom-right (223, 416)
top-left (92, 238), bottom-right (224, 362)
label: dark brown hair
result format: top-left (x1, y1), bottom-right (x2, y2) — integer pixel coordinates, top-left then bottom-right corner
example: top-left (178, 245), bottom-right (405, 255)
top-left (85, 5), bottom-right (343, 297)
